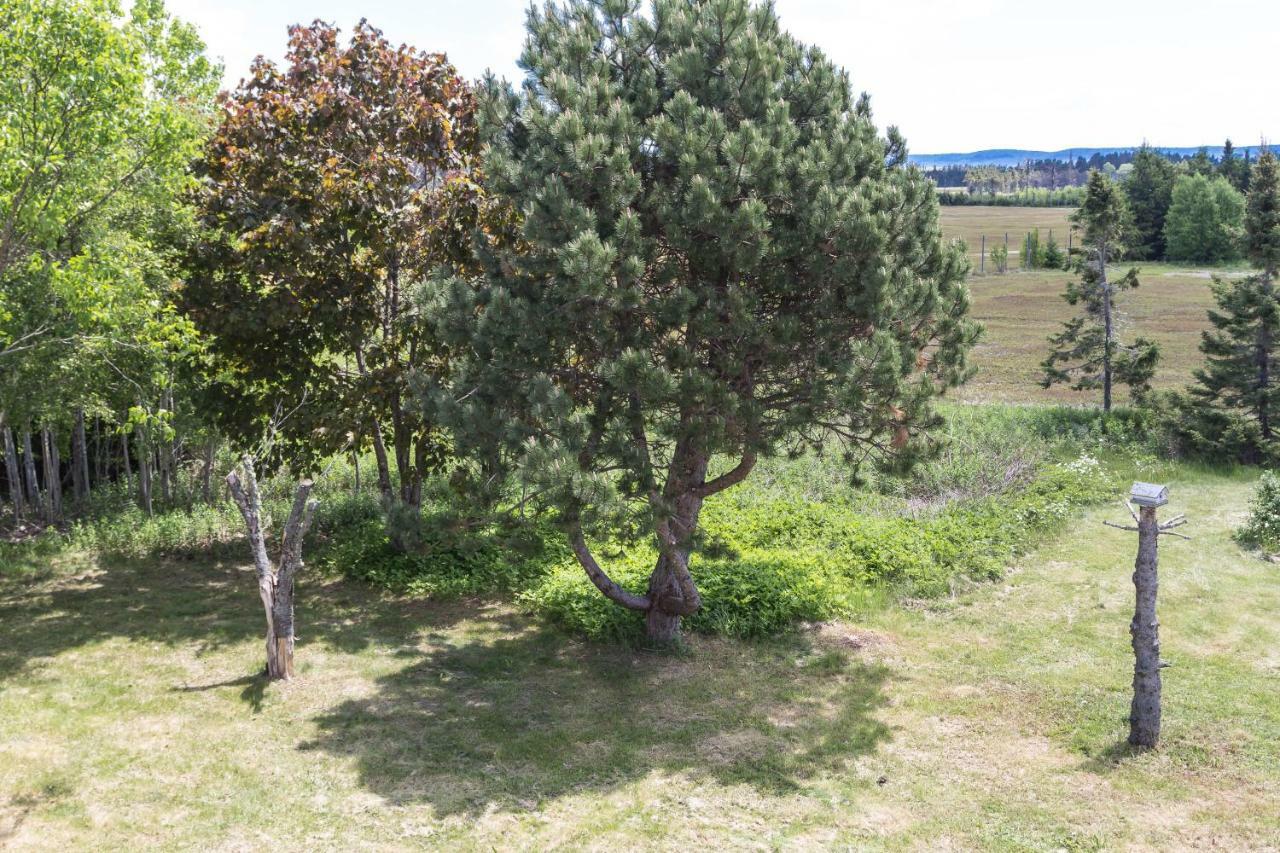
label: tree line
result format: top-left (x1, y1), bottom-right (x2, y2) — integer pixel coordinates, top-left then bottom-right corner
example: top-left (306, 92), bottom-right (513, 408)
top-left (1038, 151), bottom-right (1280, 468)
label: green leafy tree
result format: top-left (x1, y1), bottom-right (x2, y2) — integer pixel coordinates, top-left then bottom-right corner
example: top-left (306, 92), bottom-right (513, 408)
top-left (185, 21), bottom-right (492, 527)
top-left (0, 0), bottom-right (217, 520)
top-left (1123, 144), bottom-right (1176, 260)
top-left (428, 0), bottom-right (978, 644)
top-left (1164, 174), bottom-right (1245, 264)
top-left (1042, 171), bottom-right (1158, 410)
top-left (1186, 151), bottom-right (1280, 461)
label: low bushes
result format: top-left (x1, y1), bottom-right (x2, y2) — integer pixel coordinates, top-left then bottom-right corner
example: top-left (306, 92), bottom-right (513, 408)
top-left (1236, 471), bottom-right (1280, 553)
top-left (521, 454), bottom-right (1112, 642)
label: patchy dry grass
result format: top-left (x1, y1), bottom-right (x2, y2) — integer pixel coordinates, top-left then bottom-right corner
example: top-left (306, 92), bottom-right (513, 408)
top-left (2, 464), bottom-right (1278, 849)
top-left (938, 207), bottom-right (1246, 405)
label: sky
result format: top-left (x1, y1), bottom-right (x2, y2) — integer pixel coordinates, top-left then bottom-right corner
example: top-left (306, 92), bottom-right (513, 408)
top-left (165, 0), bottom-right (1280, 154)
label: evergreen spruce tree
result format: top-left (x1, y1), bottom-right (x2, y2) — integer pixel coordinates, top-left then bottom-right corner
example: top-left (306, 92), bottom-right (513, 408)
top-left (429, 0), bottom-right (978, 644)
top-left (1219, 138), bottom-right (1250, 193)
top-left (1123, 144), bottom-right (1176, 260)
top-left (1042, 171), bottom-right (1158, 411)
top-left (1189, 150), bottom-right (1280, 460)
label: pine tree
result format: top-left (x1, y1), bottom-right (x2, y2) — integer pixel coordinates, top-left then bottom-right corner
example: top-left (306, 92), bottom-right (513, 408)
top-left (430, 0), bottom-right (978, 644)
top-left (1189, 151), bottom-right (1280, 460)
top-left (1219, 138), bottom-right (1250, 193)
top-left (1042, 171), bottom-right (1158, 410)
top-left (1123, 144), bottom-right (1176, 260)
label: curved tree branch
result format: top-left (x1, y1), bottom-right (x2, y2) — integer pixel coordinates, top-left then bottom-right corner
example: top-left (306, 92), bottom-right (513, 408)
top-left (568, 519), bottom-right (651, 611)
top-left (690, 449), bottom-right (757, 499)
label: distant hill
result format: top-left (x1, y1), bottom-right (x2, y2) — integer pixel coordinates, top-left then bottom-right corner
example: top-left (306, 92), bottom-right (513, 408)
top-left (909, 146), bottom-right (1266, 168)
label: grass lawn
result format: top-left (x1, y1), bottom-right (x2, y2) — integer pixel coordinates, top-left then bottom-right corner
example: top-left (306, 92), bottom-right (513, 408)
top-left (939, 207), bottom-right (1245, 405)
top-left (3, 463), bottom-right (1278, 849)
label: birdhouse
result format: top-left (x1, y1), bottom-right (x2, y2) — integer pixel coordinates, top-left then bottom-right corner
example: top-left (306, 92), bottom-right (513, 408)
top-left (1129, 482), bottom-right (1169, 508)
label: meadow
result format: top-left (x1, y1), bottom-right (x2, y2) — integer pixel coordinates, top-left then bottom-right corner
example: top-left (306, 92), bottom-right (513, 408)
top-left (939, 207), bottom-right (1238, 405)
top-left (2, 454), bottom-right (1276, 849)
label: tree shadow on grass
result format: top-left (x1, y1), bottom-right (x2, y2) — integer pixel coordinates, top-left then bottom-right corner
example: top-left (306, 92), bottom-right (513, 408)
top-left (300, 623), bottom-right (892, 816)
top-left (0, 550), bottom-right (475, 685)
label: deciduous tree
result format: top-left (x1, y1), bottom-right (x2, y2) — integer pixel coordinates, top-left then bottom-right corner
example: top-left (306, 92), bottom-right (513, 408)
top-left (185, 21), bottom-right (489, 530)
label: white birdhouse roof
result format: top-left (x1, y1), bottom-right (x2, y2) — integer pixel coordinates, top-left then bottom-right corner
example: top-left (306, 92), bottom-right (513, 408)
top-left (1129, 482), bottom-right (1169, 507)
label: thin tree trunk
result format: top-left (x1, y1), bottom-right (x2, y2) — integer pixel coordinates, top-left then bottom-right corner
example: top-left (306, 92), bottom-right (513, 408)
top-left (136, 425), bottom-right (153, 517)
top-left (1101, 239), bottom-right (1113, 413)
top-left (1129, 505), bottom-right (1162, 748)
top-left (20, 428), bottom-right (40, 510)
top-left (201, 438), bottom-right (216, 504)
top-left (72, 409), bottom-right (89, 502)
top-left (1, 417), bottom-right (23, 525)
top-left (1260, 273), bottom-right (1273, 442)
top-left (94, 417), bottom-right (106, 484)
top-left (370, 424), bottom-right (393, 501)
top-left (41, 427), bottom-right (60, 522)
top-left (121, 428), bottom-right (134, 497)
top-left (352, 448), bottom-right (361, 496)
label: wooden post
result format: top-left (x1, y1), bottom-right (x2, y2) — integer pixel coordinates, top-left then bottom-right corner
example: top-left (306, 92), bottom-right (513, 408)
top-left (980, 234), bottom-right (985, 273)
top-left (1105, 486), bottom-right (1187, 750)
top-left (1130, 505), bottom-right (1161, 748)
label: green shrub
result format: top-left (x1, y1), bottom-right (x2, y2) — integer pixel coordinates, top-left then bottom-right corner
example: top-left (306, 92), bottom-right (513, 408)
top-left (315, 516), bottom-right (567, 599)
top-left (1236, 472), bottom-right (1280, 552)
top-left (520, 453), bottom-right (1113, 643)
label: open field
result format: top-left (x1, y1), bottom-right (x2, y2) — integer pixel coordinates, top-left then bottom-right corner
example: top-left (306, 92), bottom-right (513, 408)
top-left (940, 206), bottom-right (1076, 272)
top-left (2, 463), bottom-right (1276, 849)
top-left (939, 207), bottom-right (1240, 405)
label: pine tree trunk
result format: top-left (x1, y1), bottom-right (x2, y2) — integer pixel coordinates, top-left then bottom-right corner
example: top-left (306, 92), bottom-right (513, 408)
top-left (1129, 505), bottom-right (1162, 748)
top-left (1260, 274), bottom-right (1273, 443)
top-left (1, 417), bottom-right (24, 525)
top-left (1101, 242), bottom-right (1113, 413)
top-left (642, 444), bottom-right (711, 644)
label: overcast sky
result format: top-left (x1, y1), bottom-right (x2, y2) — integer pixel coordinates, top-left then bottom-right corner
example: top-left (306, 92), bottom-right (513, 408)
top-left (166, 0), bottom-right (1279, 154)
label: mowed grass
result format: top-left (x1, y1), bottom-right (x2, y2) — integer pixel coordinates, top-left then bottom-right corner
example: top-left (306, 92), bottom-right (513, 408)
top-left (939, 207), bottom-right (1243, 405)
top-left (2, 463), bottom-right (1278, 849)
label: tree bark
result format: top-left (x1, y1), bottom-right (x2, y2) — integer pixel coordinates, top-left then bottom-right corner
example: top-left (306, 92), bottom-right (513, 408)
top-left (41, 427), bottom-right (61, 523)
top-left (20, 428), bottom-right (40, 510)
top-left (1129, 505), bottom-right (1162, 749)
top-left (72, 409), bottom-right (89, 502)
top-left (1, 417), bottom-right (23, 525)
top-left (201, 438), bottom-right (216, 504)
top-left (121, 427), bottom-right (134, 497)
top-left (135, 425), bottom-right (153, 517)
top-left (1100, 238), bottom-right (1113, 413)
top-left (226, 456), bottom-right (317, 681)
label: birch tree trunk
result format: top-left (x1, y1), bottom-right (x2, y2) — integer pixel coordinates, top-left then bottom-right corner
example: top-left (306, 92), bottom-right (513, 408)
top-left (226, 456), bottom-right (318, 681)
top-left (1, 417), bottom-right (24, 524)
top-left (1129, 505), bottom-right (1162, 748)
